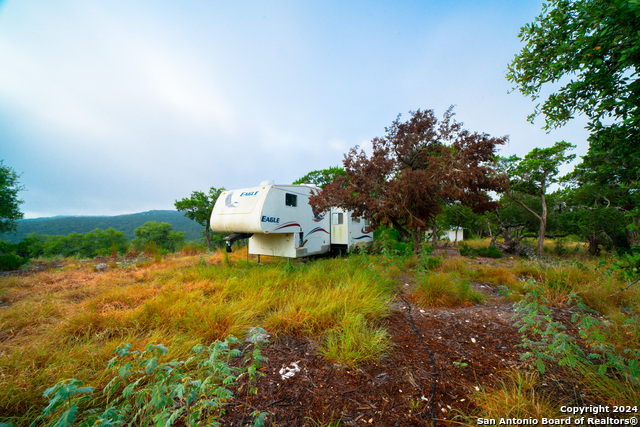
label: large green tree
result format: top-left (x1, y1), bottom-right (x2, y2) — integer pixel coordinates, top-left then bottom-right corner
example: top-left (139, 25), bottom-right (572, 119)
top-left (507, 0), bottom-right (640, 203)
top-left (500, 141), bottom-right (576, 257)
top-left (174, 187), bottom-right (224, 250)
top-left (0, 161), bottom-right (25, 234)
top-left (132, 221), bottom-right (185, 253)
top-left (292, 167), bottom-right (346, 189)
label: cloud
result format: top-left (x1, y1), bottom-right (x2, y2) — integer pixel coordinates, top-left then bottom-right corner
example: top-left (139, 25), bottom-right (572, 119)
top-left (0, 0), bottom-right (593, 218)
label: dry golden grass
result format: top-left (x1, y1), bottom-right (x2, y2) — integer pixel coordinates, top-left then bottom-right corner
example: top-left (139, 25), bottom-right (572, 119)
top-left (462, 370), bottom-right (563, 423)
top-left (0, 250), bottom-right (398, 420)
top-left (472, 265), bottom-right (520, 288)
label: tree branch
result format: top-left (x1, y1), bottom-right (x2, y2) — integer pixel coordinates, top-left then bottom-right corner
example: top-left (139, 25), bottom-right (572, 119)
top-left (506, 192), bottom-right (543, 221)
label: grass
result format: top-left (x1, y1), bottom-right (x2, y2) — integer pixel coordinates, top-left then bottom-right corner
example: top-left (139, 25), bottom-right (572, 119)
top-left (320, 313), bottom-right (392, 365)
top-left (4, 240), bottom-right (640, 423)
top-left (459, 370), bottom-right (562, 423)
top-left (0, 249), bottom-right (399, 422)
top-left (411, 271), bottom-right (485, 308)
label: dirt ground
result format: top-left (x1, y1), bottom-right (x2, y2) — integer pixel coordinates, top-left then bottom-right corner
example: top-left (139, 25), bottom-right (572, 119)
top-left (220, 256), bottom-right (529, 426)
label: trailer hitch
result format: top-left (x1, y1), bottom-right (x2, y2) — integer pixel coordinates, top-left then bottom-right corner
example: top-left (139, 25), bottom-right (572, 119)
top-left (223, 233), bottom-right (253, 253)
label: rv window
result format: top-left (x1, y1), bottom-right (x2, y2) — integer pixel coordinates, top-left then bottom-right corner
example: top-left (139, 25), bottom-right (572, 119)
top-left (285, 193), bottom-right (297, 207)
top-left (364, 218), bottom-right (370, 227)
top-left (332, 212), bottom-right (343, 225)
top-left (353, 216), bottom-right (360, 223)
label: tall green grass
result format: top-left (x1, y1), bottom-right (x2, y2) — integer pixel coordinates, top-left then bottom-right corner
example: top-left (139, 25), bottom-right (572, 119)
top-left (411, 271), bottom-right (485, 308)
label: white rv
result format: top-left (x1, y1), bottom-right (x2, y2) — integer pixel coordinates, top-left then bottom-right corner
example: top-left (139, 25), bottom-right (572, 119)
top-left (210, 181), bottom-right (373, 258)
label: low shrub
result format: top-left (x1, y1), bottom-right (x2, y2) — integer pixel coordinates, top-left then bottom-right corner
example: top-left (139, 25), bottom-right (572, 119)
top-left (0, 253), bottom-right (28, 271)
top-left (371, 227), bottom-right (412, 256)
top-left (459, 243), bottom-right (502, 259)
top-left (475, 246), bottom-right (502, 259)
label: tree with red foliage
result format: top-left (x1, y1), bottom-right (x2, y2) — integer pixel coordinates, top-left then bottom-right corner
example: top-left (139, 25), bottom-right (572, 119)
top-left (309, 107), bottom-right (508, 252)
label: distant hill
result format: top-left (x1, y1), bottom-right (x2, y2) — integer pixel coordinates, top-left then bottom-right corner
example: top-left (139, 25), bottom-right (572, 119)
top-left (1, 210), bottom-right (206, 243)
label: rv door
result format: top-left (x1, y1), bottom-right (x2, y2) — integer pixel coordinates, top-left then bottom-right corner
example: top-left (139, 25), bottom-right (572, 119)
top-left (331, 210), bottom-right (347, 245)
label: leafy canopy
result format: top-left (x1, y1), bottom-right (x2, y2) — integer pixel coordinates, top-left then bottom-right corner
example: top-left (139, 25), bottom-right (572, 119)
top-left (174, 187), bottom-right (225, 226)
top-left (502, 141), bottom-right (576, 196)
top-left (499, 141), bottom-right (576, 256)
top-left (507, 0), bottom-right (639, 131)
top-left (0, 161), bottom-right (25, 234)
top-left (292, 166), bottom-right (346, 189)
top-left (507, 0), bottom-right (640, 189)
top-left (310, 107), bottom-right (507, 251)
top-left (175, 187), bottom-right (225, 250)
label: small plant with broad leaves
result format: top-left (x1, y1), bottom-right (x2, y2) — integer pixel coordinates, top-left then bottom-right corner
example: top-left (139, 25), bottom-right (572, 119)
top-left (31, 329), bottom-right (270, 426)
top-left (419, 243), bottom-right (442, 271)
top-left (28, 379), bottom-right (94, 427)
top-left (514, 281), bottom-right (639, 382)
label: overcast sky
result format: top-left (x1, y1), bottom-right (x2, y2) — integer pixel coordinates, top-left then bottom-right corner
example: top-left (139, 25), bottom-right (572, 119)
top-left (1, 0), bottom-right (590, 219)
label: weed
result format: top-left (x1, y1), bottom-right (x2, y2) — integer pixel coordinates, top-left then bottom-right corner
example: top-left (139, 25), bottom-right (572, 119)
top-left (514, 281), bottom-right (640, 393)
top-left (32, 331), bottom-right (269, 426)
top-left (372, 227), bottom-right (412, 256)
top-left (475, 246), bottom-right (502, 258)
top-left (408, 397), bottom-right (422, 410)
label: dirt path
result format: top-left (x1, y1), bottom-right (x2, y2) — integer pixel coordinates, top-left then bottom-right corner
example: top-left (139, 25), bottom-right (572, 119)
top-left (221, 274), bottom-right (525, 426)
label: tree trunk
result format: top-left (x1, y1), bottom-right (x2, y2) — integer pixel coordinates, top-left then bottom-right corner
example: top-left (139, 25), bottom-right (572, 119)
top-left (431, 217), bottom-right (438, 247)
top-left (626, 217), bottom-right (640, 247)
top-left (536, 182), bottom-right (547, 257)
top-left (610, 231), bottom-right (618, 254)
top-left (588, 233), bottom-right (600, 256)
top-left (413, 227), bottom-right (423, 254)
top-left (205, 221), bottom-right (211, 251)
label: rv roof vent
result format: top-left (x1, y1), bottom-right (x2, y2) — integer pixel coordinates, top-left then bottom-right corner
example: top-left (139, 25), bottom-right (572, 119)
top-left (259, 179), bottom-right (275, 187)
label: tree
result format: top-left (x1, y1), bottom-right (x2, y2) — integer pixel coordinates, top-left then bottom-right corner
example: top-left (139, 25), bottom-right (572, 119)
top-left (0, 161), bottom-right (25, 234)
top-left (507, 0), bottom-right (640, 205)
top-left (500, 141), bottom-right (576, 257)
top-left (174, 187), bottom-right (225, 250)
top-left (292, 167), bottom-right (346, 189)
top-left (132, 221), bottom-right (185, 253)
top-left (437, 204), bottom-right (486, 241)
top-left (310, 107), bottom-right (508, 252)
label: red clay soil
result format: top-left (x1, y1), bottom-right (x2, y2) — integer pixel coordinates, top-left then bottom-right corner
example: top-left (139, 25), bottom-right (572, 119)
top-left (221, 276), bottom-right (526, 426)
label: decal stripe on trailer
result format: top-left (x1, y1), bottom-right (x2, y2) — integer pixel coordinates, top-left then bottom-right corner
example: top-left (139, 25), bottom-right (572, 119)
top-left (305, 227), bottom-right (329, 238)
top-left (272, 222), bottom-right (302, 232)
top-left (353, 235), bottom-right (373, 240)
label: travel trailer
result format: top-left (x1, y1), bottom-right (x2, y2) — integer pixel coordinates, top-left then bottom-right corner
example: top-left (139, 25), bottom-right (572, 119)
top-left (210, 181), bottom-right (373, 258)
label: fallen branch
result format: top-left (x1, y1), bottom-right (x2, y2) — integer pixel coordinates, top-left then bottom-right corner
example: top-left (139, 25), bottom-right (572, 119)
top-left (610, 277), bottom-right (640, 297)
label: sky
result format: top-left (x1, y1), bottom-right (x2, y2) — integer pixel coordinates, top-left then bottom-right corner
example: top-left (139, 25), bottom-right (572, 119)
top-left (0, 0), bottom-right (591, 219)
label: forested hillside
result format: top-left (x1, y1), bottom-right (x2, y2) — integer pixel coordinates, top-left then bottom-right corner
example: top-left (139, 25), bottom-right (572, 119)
top-left (3, 210), bottom-right (204, 243)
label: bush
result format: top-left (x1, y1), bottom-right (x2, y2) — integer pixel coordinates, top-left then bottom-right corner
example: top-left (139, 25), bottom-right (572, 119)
top-left (459, 243), bottom-right (502, 259)
top-left (0, 253), bottom-right (28, 271)
top-left (459, 242), bottom-right (473, 257)
top-left (371, 227), bottom-right (412, 256)
top-left (476, 246), bottom-right (502, 259)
